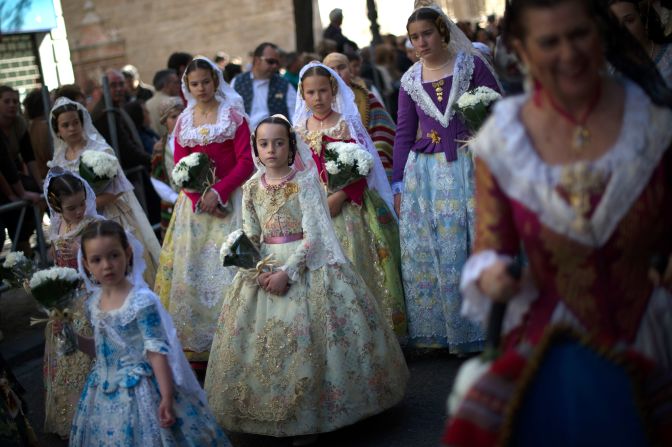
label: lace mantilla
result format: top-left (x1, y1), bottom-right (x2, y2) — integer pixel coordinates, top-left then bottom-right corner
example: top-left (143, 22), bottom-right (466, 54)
top-left (400, 52), bottom-right (474, 128)
top-left (473, 80), bottom-right (672, 247)
top-left (176, 101), bottom-right (243, 148)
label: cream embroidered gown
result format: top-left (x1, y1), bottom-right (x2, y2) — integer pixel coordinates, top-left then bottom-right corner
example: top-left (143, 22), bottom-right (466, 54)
top-left (204, 175), bottom-right (409, 437)
top-left (296, 118), bottom-right (407, 337)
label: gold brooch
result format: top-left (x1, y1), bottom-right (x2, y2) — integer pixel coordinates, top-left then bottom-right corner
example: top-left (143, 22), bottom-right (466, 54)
top-left (427, 129), bottom-right (441, 144)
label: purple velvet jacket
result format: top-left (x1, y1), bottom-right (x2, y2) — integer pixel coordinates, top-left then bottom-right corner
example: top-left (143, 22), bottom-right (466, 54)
top-left (392, 55), bottom-right (500, 188)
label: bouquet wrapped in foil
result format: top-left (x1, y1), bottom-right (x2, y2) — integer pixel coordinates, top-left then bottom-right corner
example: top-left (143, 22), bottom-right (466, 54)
top-left (172, 152), bottom-right (232, 214)
top-left (220, 229), bottom-right (263, 269)
top-left (29, 267), bottom-right (83, 357)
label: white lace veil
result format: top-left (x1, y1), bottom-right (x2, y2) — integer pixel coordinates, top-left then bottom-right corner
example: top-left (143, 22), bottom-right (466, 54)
top-left (77, 227), bottom-right (207, 402)
top-left (180, 55), bottom-right (246, 117)
top-left (250, 115), bottom-right (346, 270)
top-left (43, 167), bottom-right (103, 241)
top-left (401, 2), bottom-right (502, 129)
top-left (413, 1), bottom-right (500, 85)
top-left (49, 97), bottom-right (110, 163)
top-left (293, 62), bottom-right (395, 214)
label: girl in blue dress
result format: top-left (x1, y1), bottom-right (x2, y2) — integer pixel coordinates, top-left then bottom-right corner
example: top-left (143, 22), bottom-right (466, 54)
top-left (70, 219), bottom-right (228, 446)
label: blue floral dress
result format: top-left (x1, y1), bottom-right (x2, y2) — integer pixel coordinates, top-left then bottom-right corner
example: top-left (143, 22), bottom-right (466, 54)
top-left (69, 287), bottom-right (228, 446)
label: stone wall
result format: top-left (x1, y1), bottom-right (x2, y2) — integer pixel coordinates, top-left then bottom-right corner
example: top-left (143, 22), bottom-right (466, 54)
top-left (61, 0), bottom-right (297, 84)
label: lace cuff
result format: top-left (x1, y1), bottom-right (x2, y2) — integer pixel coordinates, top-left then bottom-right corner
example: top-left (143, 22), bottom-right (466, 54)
top-left (144, 338), bottom-right (170, 355)
top-left (460, 250), bottom-right (538, 334)
top-left (279, 241), bottom-right (309, 283)
top-left (391, 181), bottom-right (404, 195)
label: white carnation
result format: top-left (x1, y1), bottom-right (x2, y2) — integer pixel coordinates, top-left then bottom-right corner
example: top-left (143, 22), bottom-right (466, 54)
top-left (355, 152), bottom-right (373, 176)
top-left (181, 152), bottom-right (204, 168)
top-left (80, 151), bottom-right (118, 179)
top-left (29, 266), bottom-right (80, 289)
top-left (456, 86), bottom-right (501, 109)
top-left (171, 165), bottom-right (189, 186)
top-left (3, 251), bottom-right (28, 268)
top-left (325, 161), bottom-right (341, 175)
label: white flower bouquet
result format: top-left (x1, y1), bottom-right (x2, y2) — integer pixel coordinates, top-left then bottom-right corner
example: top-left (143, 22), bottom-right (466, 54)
top-left (79, 150), bottom-right (118, 193)
top-left (453, 86), bottom-right (501, 134)
top-left (172, 152), bottom-right (231, 214)
top-left (220, 229), bottom-right (264, 270)
top-left (323, 141), bottom-right (374, 193)
top-left (0, 251), bottom-right (35, 289)
top-left (29, 266), bottom-right (82, 356)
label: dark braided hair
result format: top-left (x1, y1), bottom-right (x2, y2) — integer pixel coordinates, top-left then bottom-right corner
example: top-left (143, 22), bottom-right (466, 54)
top-left (80, 220), bottom-right (130, 260)
top-left (406, 7), bottom-right (451, 45)
top-left (184, 58), bottom-right (220, 91)
top-left (47, 172), bottom-right (86, 213)
top-left (252, 115), bottom-right (297, 166)
top-left (502, 0), bottom-right (672, 109)
top-left (50, 103), bottom-right (84, 135)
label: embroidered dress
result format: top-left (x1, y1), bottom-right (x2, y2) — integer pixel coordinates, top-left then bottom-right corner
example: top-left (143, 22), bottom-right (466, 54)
top-left (393, 54), bottom-right (500, 351)
top-left (69, 287), bottom-right (228, 446)
top-left (154, 57), bottom-right (254, 361)
top-left (48, 97), bottom-right (161, 288)
top-left (42, 169), bottom-right (100, 438)
top-left (444, 81), bottom-right (672, 446)
top-left (204, 174), bottom-right (408, 436)
top-left (296, 118), bottom-right (407, 336)
top-left (42, 220), bottom-right (95, 438)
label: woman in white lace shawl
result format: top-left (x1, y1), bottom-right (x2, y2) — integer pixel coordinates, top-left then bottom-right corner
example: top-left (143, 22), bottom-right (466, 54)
top-left (392, 1), bottom-right (500, 352)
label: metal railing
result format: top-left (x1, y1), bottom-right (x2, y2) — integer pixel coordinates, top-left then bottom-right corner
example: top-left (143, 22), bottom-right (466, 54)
top-left (0, 200), bottom-right (49, 293)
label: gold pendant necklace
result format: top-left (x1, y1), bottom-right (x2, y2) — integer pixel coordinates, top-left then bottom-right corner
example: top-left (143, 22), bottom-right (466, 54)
top-left (431, 79), bottom-right (445, 103)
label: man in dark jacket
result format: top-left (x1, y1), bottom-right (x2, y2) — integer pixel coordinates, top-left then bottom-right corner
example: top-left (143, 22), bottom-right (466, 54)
top-left (323, 8), bottom-right (358, 54)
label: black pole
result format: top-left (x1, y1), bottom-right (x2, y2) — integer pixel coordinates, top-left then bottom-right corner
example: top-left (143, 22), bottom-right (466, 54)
top-left (40, 85), bottom-right (52, 156)
top-left (101, 75), bottom-right (120, 158)
top-left (293, 0), bottom-right (315, 53)
top-left (367, 0), bottom-right (382, 45)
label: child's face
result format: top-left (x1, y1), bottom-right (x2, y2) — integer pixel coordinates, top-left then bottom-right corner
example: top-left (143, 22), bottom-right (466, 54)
top-left (57, 111), bottom-right (84, 145)
top-left (60, 191), bottom-right (87, 226)
top-left (186, 68), bottom-right (216, 104)
top-left (256, 123), bottom-right (291, 169)
top-left (165, 110), bottom-right (181, 134)
top-left (83, 236), bottom-right (131, 287)
top-left (301, 75), bottom-right (334, 117)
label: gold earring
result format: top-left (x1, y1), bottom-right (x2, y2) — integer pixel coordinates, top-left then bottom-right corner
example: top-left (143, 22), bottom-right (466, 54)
top-left (442, 41), bottom-right (449, 49)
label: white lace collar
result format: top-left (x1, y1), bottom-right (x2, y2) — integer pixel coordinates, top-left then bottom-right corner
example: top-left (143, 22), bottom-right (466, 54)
top-left (176, 98), bottom-right (240, 148)
top-left (473, 81), bottom-right (672, 247)
top-left (90, 285), bottom-right (153, 327)
top-left (400, 52), bottom-right (474, 128)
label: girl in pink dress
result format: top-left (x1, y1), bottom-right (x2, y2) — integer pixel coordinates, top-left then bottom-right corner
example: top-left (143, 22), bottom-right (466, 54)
top-left (154, 57), bottom-right (254, 365)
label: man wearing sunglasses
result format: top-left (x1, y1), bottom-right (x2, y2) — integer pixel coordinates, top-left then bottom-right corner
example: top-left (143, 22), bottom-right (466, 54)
top-left (232, 42), bottom-right (297, 129)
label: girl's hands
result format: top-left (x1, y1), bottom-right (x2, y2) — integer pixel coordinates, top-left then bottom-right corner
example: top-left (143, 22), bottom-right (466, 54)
top-left (478, 260), bottom-right (521, 303)
top-left (158, 397), bottom-right (176, 428)
top-left (199, 190), bottom-right (220, 215)
top-left (327, 191), bottom-right (347, 217)
top-left (257, 272), bottom-right (272, 289)
top-left (264, 271), bottom-right (290, 296)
